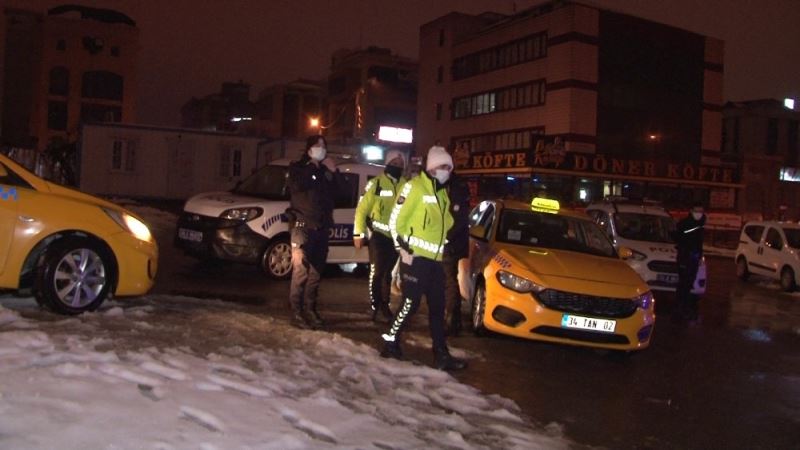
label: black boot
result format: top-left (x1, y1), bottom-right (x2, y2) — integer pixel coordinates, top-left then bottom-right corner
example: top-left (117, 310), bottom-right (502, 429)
top-left (307, 308), bottom-right (325, 328)
top-left (433, 346), bottom-right (467, 371)
top-left (290, 311), bottom-right (313, 330)
top-left (380, 341), bottom-right (404, 360)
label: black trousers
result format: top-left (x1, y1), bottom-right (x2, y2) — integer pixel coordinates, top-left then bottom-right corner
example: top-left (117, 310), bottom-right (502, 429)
top-left (675, 251), bottom-right (701, 320)
top-left (368, 232), bottom-right (398, 311)
top-left (382, 257), bottom-right (447, 350)
top-left (289, 226), bottom-right (329, 312)
top-left (442, 252), bottom-right (464, 323)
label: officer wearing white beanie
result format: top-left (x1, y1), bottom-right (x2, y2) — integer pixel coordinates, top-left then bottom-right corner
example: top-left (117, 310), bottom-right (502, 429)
top-left (425, 145), bottom-right (453, 175)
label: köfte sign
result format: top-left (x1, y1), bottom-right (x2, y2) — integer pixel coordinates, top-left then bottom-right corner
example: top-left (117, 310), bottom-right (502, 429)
top-left (459, 150), bottom-right (738, 184)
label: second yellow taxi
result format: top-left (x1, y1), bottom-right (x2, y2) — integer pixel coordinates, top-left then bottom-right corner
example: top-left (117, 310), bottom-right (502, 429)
top-left (466, 197), bottom-right (655, 351)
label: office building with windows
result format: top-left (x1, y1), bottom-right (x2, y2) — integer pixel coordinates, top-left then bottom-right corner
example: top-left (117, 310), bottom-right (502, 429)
top-left (1, 5), bottom-right (138, 157)
top-left (418, 0), bottom-right (736, 210)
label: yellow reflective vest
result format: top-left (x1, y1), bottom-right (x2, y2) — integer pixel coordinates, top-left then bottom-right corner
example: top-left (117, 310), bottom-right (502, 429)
top-left (354, 173), bottom-right (407, 238)
top-left (389, 172), bottom-right (454, 262)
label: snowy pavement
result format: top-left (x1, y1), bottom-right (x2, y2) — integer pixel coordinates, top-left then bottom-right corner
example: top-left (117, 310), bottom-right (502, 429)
top-left (0, 295), bottom-right (569, 449)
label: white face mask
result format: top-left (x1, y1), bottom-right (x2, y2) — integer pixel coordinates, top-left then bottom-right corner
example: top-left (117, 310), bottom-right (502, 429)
top-left (433, 169), bottom-right (450, 184)
top-left (692, 212), bottom-right (704, 221)
top-left (309, 146), bottom-right (326, 161)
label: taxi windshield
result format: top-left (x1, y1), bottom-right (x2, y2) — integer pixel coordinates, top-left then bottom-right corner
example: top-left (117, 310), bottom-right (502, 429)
top-left (613, 212), bottom-right (675, 243)
top-left (232, 165), bottom-right (289, 200)
top-left (783, 228), bottom-right (800, 249)
top-left (497, 208), bottom-right (617, 258)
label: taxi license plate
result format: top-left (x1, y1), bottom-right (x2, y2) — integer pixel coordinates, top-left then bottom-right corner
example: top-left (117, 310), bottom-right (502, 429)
top-left (561, 314), bottom-right (616, 333)
top-left (178, 228), bottom-right (203, 242)
top-left (656, 273), bottom-right (679, 284)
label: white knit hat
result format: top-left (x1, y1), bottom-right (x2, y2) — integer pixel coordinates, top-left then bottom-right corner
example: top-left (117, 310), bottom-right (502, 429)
top-left (384, 149), bottom-right (405, 166)
top-left (425, 145), bottom-right (453, 171)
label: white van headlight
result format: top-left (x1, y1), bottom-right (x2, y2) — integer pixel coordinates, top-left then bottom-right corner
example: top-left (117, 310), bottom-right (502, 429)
top-left (104, 208), bottom-right (153, 242)
top-left (220, 207), bottom-right (263, 221)
top-left (630, 250), bottom-right (648, 261)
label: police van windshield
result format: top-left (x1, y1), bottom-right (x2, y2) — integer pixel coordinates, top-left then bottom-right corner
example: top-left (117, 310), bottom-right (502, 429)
top-left (613, 213), bottom-right (675, 243)
top-left (497, 209), bottom-right (617, 258)
top-left (232, 165), bottom-right (289, 200)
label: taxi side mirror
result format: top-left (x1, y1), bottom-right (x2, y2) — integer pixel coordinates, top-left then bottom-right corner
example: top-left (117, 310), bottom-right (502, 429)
top-left (469, 225), bottom-right (487, 241)
top-left (617, 246), bottom-right (633, 260)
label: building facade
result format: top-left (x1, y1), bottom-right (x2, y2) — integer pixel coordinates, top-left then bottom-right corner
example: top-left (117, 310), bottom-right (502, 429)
top-left (254, 78), bottom-right (324, 139)
top-left (181, 81), bottom-right (258, 135)
top-left (723, 99), bottom-right (800, 220)
top-left (419, 1), bottom-right (734, 210)
top-left (1, 5), bottom-right (138, 155)
top-left (324, 46), bottom-right (417, 147)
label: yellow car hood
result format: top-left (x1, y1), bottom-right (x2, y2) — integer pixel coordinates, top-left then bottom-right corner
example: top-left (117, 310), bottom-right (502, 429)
top-left (498, 245), bottom-right (645, 288)
top-left (45, 182), bottom-right (120, 210)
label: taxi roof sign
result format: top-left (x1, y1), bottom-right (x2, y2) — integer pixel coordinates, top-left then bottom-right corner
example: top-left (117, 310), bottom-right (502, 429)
top-left (531, 197), bottom-right (560, 213)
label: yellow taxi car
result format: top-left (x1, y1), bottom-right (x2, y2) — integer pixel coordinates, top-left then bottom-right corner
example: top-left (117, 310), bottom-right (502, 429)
top-left (0, 154), bottom-right (157, 314)
top-left (466, 197), bottom-right (655, 351)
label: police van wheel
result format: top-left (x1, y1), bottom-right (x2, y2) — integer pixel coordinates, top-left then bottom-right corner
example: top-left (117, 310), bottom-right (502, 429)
top-left (261, 237), bottom-right (292, 280)
top-left (780, 267), bottom-right (796, 292)
top-left (736, 257), bottom-right (749, 281)
top-left (471, 282), bottom-right (488, 336)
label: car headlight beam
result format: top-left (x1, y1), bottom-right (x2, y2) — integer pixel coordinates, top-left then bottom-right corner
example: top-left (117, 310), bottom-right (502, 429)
top-left (496, 270), bottom-right (545, 293)
top-left (103, 208), bottom-right (153, 242)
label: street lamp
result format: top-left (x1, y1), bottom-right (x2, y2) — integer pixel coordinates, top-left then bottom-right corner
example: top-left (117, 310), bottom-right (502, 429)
top-left (309, 117), bottom-right (320, 129)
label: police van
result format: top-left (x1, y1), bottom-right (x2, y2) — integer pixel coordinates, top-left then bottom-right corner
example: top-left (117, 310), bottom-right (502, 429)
top-left (586, 197), bottom-right (707, 294)
top-left (174, 157), bottom-right (384, 278)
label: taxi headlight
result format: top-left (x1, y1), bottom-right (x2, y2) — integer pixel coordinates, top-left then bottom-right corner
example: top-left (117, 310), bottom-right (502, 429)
top-left (220, 207), bottom-right (263, 221)
top-left (633, 291), bottom-right (654, 310)
top-left (103, 208), bottom-right (153, 243)
top-left (496, 270), bottom-right (545, 293)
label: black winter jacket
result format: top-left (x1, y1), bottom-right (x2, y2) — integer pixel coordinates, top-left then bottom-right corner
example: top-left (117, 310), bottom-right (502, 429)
top-left (445, 175), bottom-right (471, 260)
top-left (673, 214), bottom-right (706, 259)
top-left (286, 158), bottom-right (343, 229)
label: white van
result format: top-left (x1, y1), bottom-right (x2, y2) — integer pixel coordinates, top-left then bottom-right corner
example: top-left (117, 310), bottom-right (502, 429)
top-left (586, 198), bottom-right (707, 294)
top-left (174, 157), bottom-right (384, 278)
top-left (735, 221), bottom-right (800, 291)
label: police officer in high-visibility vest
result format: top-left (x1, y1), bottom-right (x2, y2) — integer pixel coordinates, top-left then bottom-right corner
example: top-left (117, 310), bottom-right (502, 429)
top-left (380, 145), bottom-right (467, 371)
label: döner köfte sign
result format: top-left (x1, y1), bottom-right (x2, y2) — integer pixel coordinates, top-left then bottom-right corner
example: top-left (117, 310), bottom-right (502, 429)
top-left (455, 150), bottom-right (737, 184)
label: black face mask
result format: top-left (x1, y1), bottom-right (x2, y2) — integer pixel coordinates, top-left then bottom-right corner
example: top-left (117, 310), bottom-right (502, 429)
top-left (385, 165), bottom-right (403, 179)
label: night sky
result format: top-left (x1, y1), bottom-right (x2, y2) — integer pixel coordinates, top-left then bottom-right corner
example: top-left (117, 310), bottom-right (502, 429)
top-left (10, 0), bottom-right (800, 126)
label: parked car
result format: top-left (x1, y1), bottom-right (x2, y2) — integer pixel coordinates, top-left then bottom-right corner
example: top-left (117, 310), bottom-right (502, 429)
top-left (586, 197), bottom-right (706, 294)
top-left (735, 221), bottom-right (800, 291)
top-left (466, 197), bottom-right (655, 352)
top-left (0, 154), bottom-right (158, 314)
top-left (175, 157), bottom-right (384, 278)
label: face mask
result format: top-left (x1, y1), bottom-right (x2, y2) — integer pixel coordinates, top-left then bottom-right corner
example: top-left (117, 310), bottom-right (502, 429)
top-left (433, 169), bottom-right (450, 184)
top-left (691, 212), bottom-right (703, 221)
top-left (309, 146), bottom-right (326, 161)
top-left (385, 165), bottom-right (403, 179)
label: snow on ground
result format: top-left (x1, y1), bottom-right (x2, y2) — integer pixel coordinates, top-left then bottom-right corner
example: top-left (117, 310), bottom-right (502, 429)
top-left (0, 296), bottom-right (570, 449)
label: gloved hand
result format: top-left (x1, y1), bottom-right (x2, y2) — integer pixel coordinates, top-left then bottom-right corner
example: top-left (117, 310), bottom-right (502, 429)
top-left (399, 248), bottom-right (414, 265)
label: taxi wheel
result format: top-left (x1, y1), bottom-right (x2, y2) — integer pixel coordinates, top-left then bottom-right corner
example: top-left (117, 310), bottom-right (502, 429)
top-left (261, 237), bottom-right (292, 280)
top-left (471, 282), bottom-right (488, 336)
top-left (35, 237), bottom-right (112, 315)
top-left (780, 267), bottom-right (796, 292)
top-left (736, 257), bottom-right (749, 281)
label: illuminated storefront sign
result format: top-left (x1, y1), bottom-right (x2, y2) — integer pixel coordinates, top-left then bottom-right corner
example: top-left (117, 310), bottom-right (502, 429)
top-left (780, 167), bottom-right (800, 182)
top-left (457, 149), bottom-right (738, 184)
top-left (377, 126), bottom-right (413, 143)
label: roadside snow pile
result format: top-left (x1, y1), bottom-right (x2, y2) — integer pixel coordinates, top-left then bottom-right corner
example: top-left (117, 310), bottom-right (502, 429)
top-left (0, 298), bottom-right (569, 449)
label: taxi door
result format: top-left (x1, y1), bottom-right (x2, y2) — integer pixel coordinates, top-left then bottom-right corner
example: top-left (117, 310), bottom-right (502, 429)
top-left (467, 201), bottom-right (497, 297)
top-left (0, 162), bottom-right (19, 274)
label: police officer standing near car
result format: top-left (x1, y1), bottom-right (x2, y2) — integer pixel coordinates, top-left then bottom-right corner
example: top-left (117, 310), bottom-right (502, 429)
top-left (354, 149), bottom-right (407, 323)
top-left (443, 166), bottom-right (470, 336)
top-left (380, 145), bottom-right (467, 371)
top-left (285, 135), bottom-right (342, 329)
top-left (673, 201), bottom-right (706, 324)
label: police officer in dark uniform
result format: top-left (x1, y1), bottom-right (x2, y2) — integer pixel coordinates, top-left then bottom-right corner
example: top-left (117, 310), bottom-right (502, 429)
top-left (286, 135), bottom-right (342, 329)
top-left (673, 201), bottom-right (706, 324)
top-left (443, 172), bottom-right (470, 336)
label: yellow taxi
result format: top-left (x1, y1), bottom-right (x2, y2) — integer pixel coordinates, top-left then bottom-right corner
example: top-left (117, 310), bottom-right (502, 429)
top-left (467, 197), bottom-right (655, 351)
top-left (0, 154), bottom-right (157, 314)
